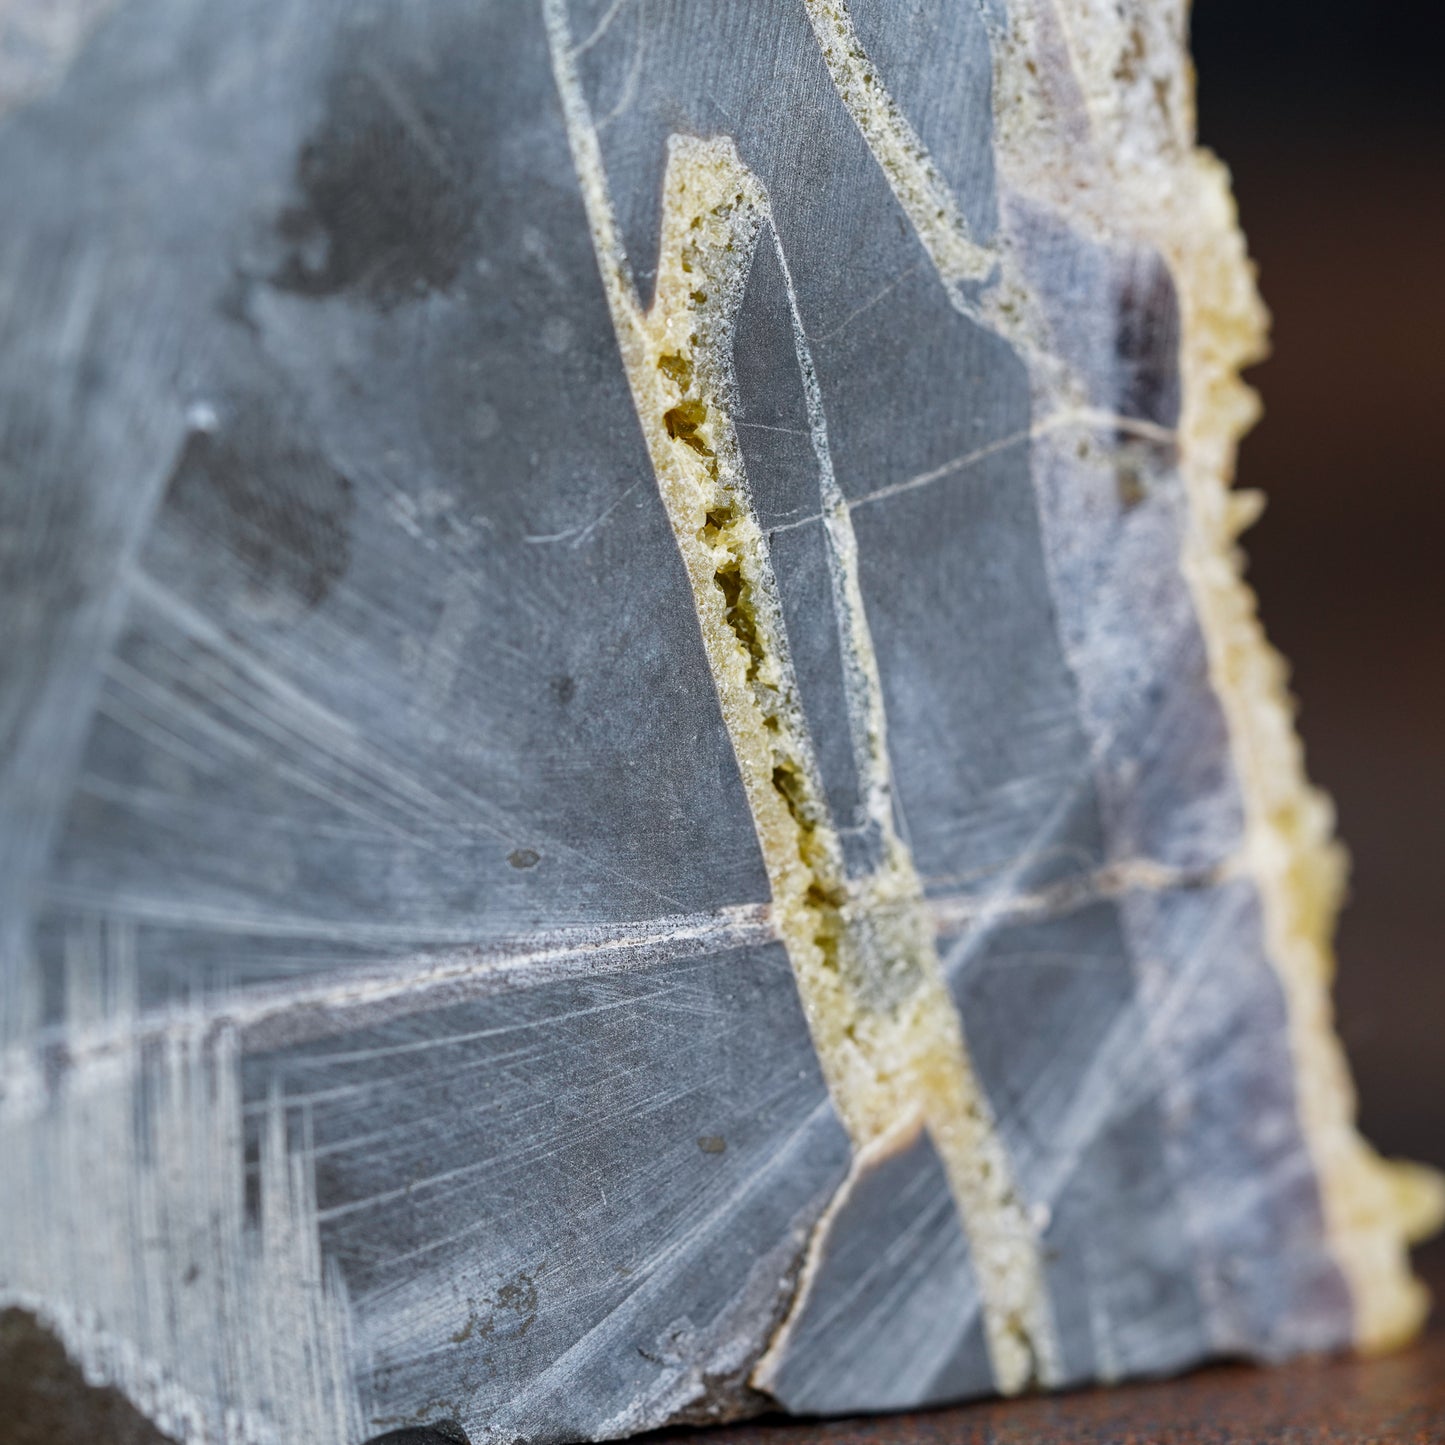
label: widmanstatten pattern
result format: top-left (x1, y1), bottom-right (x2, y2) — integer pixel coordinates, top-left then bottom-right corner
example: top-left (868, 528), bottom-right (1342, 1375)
top-left (0, 1), bottom-right (1436, 1443)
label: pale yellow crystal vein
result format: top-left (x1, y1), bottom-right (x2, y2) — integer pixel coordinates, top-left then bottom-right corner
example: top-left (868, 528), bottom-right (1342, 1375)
top-left (542, 2), bottom-right (1058, 1396)
top-left (808, 0), bottom-right (1443, 1354)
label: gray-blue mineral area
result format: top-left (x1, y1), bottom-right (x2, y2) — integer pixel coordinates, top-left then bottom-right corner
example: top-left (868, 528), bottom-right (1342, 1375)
top-left (0, 2), bottom-right (1351, 1443)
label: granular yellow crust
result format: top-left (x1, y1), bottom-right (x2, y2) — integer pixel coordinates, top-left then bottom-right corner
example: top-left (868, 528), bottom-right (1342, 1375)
top-left (1168, 143), bottom-right (1444, 1352)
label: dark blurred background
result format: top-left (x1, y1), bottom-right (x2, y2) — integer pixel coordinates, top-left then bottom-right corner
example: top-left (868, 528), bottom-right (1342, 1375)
top-left (1189, 4), bottom-right (1443, 1176)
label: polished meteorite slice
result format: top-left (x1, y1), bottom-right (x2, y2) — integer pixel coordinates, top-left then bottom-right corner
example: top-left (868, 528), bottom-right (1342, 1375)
top-left (0, 1), bottom-right (1439, 1442)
